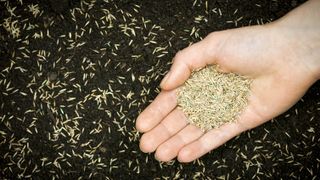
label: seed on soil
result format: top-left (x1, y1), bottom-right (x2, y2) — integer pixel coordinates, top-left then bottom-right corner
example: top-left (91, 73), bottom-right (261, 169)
top-left (177, 65), bottom-right (252, 131)
top-left (0, 0), bottom-right (319, 179)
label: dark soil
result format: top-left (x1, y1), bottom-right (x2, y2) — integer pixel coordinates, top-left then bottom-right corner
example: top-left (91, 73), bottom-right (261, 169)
top-left (0, 0), bottom-right (319, 179)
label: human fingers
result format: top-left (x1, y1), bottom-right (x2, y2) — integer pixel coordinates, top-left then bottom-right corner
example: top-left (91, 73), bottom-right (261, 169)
top-left (160, 32), bottom-right (224, 90)
top-left (177, 122), bottom-right (244, 163)
top-left (136, 90), bottom-right (177, 133)
top-left (176, 103), bottom-right (265, 163)
top-left (155, 124), bottom-right (203, 162)
top-left (139, 108), bottom-right (188, 153)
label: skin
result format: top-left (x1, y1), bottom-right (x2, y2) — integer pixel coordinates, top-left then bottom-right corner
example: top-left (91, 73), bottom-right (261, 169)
top-left (136, 0), bottom-right (320, 163)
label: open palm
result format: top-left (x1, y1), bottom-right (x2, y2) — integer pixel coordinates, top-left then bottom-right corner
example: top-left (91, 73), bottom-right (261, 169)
top-left (136, 7), bottom-right (319, 162)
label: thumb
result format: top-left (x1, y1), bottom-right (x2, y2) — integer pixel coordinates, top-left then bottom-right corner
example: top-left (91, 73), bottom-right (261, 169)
top-left (160, 32), bottom-right (222, 90)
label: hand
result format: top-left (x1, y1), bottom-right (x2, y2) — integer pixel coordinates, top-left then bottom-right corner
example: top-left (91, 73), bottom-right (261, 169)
top-left (136, 0), bottom-right (320, 163)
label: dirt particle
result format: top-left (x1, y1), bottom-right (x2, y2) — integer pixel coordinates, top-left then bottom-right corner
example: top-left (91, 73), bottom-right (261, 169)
top-left (48, 72), bottom-right (58, 81)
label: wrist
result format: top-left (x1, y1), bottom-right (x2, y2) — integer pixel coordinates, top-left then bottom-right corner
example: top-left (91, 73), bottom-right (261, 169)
top-left (272, 0), bottom-right (320, 81)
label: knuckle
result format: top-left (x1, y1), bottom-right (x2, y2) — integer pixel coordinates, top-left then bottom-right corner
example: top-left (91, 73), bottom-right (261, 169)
top-left (173, 50), bottom-right (185, 63)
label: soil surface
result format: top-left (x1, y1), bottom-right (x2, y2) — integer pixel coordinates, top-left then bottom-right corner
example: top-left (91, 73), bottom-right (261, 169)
top-left (1, 0), bottom-right (319, 179)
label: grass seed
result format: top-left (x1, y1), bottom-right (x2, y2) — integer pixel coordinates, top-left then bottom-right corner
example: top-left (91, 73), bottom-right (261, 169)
top-left (177, 65), bottom-right (252, 131)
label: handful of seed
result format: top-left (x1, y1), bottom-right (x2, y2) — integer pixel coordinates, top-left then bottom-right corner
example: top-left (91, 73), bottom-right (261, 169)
top-left (177, 65), bottom-right (252, 131)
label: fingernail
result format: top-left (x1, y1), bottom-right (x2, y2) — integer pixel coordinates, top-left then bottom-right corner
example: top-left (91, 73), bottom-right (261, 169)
top-left (160, 71), bottom-right (171, 87)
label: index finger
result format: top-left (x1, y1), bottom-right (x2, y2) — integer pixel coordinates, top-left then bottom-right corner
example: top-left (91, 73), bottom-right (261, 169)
top-left (160, 32), bottom-right (221, 90)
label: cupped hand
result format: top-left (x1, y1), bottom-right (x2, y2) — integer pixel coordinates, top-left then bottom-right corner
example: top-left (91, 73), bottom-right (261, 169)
top-left (136, 1), bottom-right (320, 163)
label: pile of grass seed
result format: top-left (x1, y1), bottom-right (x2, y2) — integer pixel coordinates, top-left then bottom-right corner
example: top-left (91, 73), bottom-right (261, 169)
top-left (177, 66), bottom-right (252, 131)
